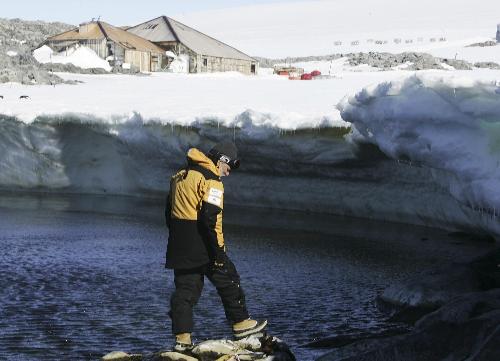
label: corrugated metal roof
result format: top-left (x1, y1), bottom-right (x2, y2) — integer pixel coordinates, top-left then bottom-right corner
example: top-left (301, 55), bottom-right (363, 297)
top-left (100, 22), bottom-right (165, 53)
top-left (46, 21), bottom-right (165, 54)
top-left (127, 16), bottom-right (255, 62)
top-left (126, 17), bottom-right (177, 43)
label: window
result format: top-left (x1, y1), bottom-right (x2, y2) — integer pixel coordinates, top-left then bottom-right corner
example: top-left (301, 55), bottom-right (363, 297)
top-left (203, 58), bottom-right (208, 67)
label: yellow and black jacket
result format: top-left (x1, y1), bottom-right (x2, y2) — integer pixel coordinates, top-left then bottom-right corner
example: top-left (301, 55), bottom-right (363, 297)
top-left (165, 148), bottom-right (225, 269)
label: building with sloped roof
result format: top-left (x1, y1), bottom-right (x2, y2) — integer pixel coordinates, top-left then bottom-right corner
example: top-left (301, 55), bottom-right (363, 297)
top-left (127, 16), bottom-right (258, 75)
top-left (41, 21), bottom-right (166, 72)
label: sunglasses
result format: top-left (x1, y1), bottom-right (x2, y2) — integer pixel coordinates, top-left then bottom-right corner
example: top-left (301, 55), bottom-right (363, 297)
top-left (219, 155), bottom-right (240, 170)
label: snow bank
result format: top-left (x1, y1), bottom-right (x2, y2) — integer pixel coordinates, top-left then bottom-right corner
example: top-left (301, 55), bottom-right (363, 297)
top-left (32, 45), bottom-right (53, 62)
top-left (167, 54), bottom-right (189, 73)
top-left (33, 45), bottom-right (111, 71)
top-left (339, 74), bottom-right (500, 215)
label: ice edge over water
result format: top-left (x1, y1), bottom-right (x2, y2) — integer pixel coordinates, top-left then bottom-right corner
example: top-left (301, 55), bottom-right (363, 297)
top-left (339, 74), bottom-right (500, 219)
top-left (1, 74), bottom-right (500, 238)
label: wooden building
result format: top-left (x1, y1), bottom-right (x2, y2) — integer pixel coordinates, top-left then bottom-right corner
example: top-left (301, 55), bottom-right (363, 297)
top-left (41, 21), bottom-right (166, 72)
top-left (127, 16), bottom-right (258, 75)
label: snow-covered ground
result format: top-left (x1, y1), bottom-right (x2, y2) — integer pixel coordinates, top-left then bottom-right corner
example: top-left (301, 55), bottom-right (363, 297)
top-left (0, 68), bottom-right (399, 127)
top-left (1, 68), bottom-right (499, 127)
top-left (0, 70), bottom-right (390, 127)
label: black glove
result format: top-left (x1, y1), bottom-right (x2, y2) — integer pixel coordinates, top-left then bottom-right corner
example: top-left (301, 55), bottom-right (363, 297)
top-left (212, 247), bottom-right (226, 269)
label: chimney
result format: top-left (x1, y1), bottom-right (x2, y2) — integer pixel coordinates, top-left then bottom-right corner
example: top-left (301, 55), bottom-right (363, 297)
top-left (79, 22), bottom-right (90, 34)
top-left (497, 24), bottom-right (500, 42)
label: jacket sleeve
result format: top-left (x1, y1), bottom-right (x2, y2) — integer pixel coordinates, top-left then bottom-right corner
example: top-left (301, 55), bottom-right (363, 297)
top-left (199, 180), bottom-right (225, 261)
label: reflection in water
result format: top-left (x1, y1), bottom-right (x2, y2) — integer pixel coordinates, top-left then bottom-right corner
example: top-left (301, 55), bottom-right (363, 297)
top-left (0, 192), bottom-right (493, 360)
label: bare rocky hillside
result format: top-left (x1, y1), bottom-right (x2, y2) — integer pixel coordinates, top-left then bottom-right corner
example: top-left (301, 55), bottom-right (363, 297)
top-left (0, 18), bottom-right (75, 84)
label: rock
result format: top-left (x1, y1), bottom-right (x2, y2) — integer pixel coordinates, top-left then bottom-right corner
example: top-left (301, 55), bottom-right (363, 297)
top-left (260, 336), bottom-right (296, 361)
top-left (378, 263), bottom-right (480, 322)
top-left (0, 18), bottom-right (73, 85)
top-left (215, 356), bottom-right (234, 361)
top-left (234, 334), bottom-right (263, 351)
top-left (470, 249), bottom-right (500, 289)
top-left (317, 289), bottom-right (500, 361)
top-left (467, 40), bottom-right (498, 47)
top-left (191, 339), bottom-right (263, 360)
top-left (378, 249), bottom-right (500, 323)
top-left (415, 289), bottom-right (500, 327)
top-left (256, 51), bottom-right (475, 71)
top-left (105, 334), bottom-right (294, 361)
top-left (441, 58), bottom-right (473, 70)
top-left (474, 61), bottom-right (500, 69)
top-left (317, 249), bottom-right (500, 361)
top-left (468, 324), bottom-right (500, 361)
top-left (158, 351), bottom-right (198, 361)
top-left (41, 62), bottom-right (109, 75)
top-left (101, 351), bottom-right (142, 360)
top-left (102, 351), bottom-right (131, 361)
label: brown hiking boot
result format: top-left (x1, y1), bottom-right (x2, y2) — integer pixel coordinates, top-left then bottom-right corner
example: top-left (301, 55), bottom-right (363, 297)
top-left (233, 319), bottom-right (268, 339)
top-left (173, 333), bottom-right (193, 353)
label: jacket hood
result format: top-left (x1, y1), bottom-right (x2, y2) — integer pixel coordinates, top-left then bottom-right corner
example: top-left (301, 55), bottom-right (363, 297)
top-left (187, 148), bottom-right (220, 177)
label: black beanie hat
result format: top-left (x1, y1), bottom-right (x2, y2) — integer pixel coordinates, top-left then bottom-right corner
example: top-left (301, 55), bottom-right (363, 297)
top-left (208, 141), bottom-right (240, 169)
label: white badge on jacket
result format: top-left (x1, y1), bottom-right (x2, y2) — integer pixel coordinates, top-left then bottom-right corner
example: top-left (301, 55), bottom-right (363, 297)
top-left (207, 188), bottom-right (223, 207)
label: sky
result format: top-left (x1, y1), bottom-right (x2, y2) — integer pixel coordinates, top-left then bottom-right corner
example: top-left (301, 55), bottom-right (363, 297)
top-left (0, 0), bottom-right (305, 25)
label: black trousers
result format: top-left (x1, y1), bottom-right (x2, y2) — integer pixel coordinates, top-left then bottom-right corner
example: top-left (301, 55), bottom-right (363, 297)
top-left (170, 256), bottom-right (249, 335)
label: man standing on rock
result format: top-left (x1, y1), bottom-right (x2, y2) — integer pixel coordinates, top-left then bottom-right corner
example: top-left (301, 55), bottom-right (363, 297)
top-left (165, 141), bottom-right (267, 352)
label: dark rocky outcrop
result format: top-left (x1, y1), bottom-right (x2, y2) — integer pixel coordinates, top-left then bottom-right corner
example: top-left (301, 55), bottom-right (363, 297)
top-left (474, 62), bottom-right (500, 69)
top-left (257, 52), bottom-right (478, 71)
top-left (348, 52), bottom-right (474, 71)
top-left (316, 249), bottom-right (500, 361)
top-left (102, 334), bottom-right (296, 361)
top-left (440, 58), bottom-right (473, 70)
top-left (40, 62), bottom-right (109, 75)
top-left (0, 18), bottom-right (73, 84)
top-left (319, 290), bottom-right (500, 361)
top-left (379, 250), bottom-right (500, 318)
top-left (466, 41), bottom-right (498, 47)
top-left (348, 52), bottom-right (441, 70)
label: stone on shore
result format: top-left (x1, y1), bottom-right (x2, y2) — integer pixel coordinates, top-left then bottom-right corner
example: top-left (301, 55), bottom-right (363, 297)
top-left (102, 351), bottom-right (142, 361)
top-left (316, 249), bottom-right (500, 361)
top-left (378, 249), bottom-right (500, 322)
top-left (103, 334), bottom-right (294, 361)
top-left (159, 351), bottom-right (198, 361)
top-left (192, 339), bottom-right (262, 358)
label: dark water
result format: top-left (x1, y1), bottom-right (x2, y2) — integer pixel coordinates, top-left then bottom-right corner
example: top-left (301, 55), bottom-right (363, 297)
top-left (0, 192), bottom-right (494, 361)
